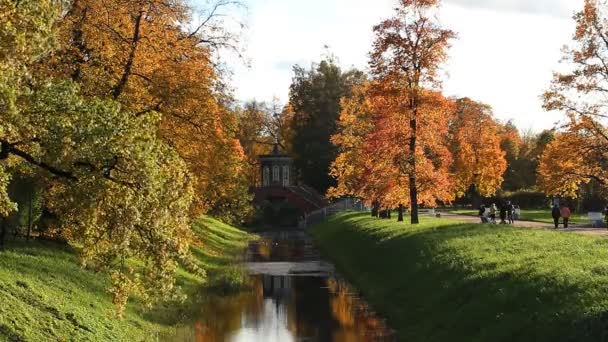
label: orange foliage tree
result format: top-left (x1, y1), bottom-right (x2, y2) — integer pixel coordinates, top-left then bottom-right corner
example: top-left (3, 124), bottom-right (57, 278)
top-left (541, 0), bottom-right (608, 197)
top-left (450, 98), bottom-right (507, 198)
top-left (41, 0), bottom-right (251, 222)
top-left (369, 0), bottom-right (456, 223)
top-left (538, 117), bottom-right (608, 197)
top-left (330, 82), bottom-right (456, 222)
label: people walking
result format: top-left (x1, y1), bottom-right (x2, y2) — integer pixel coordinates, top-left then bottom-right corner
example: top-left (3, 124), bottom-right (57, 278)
top-left (478, 204), bottom-right (487, 223)
top-left (490, 203), bottom-right (497, 224)
top-left (506, 201), bottom-right (514, 224)
top-left (560, 205), bottom-right (571, 229)
top-left (499, 203), bottom-right (507, 224)
top-left (513, 204), bottom-right (520, 221)
top-left (551, 204), bottom-right (561, 229)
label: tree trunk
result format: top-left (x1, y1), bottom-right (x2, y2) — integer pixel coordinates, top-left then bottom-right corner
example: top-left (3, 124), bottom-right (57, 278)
top-left (409, 116), bottom-right (419, 224)
top-left (112, 7), bottom-right (144, 100)
top-left (387, 209), bottom-right (391, 219)
top-left (398, 204), bottom-right (404, 222)
top-left (372, 201), bottom-right (380, 218)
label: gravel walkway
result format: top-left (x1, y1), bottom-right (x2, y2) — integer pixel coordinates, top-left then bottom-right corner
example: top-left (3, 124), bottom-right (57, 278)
top-left (441, 213), bottom-right (608, 237)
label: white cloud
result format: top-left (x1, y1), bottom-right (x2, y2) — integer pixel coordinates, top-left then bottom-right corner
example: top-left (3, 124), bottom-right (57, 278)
top-left (443, 0), bottom-right (578, 17)
top-left (196, 0), bottom-right (584, 131)
top-left (440, 4), bottom-right (578, 131)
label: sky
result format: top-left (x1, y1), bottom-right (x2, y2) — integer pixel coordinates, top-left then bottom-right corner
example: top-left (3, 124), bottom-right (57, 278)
top-left (195, 0), bottom-right (582, 132)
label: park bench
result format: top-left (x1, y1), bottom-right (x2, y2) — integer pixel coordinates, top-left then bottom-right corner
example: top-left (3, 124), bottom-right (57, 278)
top-left (588, 212), bottom-right (604, 228)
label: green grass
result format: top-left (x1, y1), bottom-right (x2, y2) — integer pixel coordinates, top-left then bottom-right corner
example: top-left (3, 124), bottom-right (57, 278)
top-left (0, 216), bottom-right (252, 341)
top-left (311, 212), bottom-right (608, 342)
top-left (450, 208), bottom-right (592, 225)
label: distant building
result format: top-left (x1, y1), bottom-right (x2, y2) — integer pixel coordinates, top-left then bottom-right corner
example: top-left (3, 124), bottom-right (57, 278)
top-left (252, 144), bottom-right (326, 224)
top-left (260, 144), bottom-right (294, 188)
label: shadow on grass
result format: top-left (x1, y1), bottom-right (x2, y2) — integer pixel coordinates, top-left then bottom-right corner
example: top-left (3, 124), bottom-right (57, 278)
top-left (312, 212), bottom-right (608, 342)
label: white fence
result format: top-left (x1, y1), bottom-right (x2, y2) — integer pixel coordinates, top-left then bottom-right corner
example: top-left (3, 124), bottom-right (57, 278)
top-left (300, 198), bottom-right (366, 228)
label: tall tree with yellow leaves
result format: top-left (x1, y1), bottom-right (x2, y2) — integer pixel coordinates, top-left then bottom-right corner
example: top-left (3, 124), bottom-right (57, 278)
top-left (41, 0), bottom-right (251, 221)
top-left (330, 82), bottom-right (456, 222)
top-left (541, 0), bottom-right (608, 197)
top-left (451, 98), bottom-right (506, 198)
top-left (0, 0), bottom-right (196, 313)
top-left (370, 0), bottom-right (456, 224)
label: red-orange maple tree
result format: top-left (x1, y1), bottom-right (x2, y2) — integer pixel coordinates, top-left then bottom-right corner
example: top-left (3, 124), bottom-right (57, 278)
top-left (330, 81), bottom-right (456, 221)
top-left (369, 0), bottom-right (456, 223)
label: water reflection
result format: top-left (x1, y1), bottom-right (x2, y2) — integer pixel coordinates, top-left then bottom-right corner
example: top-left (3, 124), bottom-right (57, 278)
top-left (172, 231), bottom-right (394, 341)
top-left (248, 231), bottom-right (319, 262)
top-left (188, 275), bottom-right (393, 341)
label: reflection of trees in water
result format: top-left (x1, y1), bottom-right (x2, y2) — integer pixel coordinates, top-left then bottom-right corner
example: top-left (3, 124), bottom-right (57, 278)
top-left (194, 276), bottom-right (265, 340)
top-left (253, 233), bottom-right (307, 261)
top-left (327, 277), bottom-right (390, 341)
top-left (191, 275), bottom-right (391, 341)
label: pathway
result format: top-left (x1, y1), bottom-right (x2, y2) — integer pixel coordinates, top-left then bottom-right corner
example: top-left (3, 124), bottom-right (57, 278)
top-left (441, 213), bottom-right (608, 237)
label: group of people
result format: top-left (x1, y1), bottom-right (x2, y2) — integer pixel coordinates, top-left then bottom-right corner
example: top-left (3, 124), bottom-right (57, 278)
top-left (478, 202), bottom-right (519, 224)
top-left (551, 204), bottom-right (571, 229)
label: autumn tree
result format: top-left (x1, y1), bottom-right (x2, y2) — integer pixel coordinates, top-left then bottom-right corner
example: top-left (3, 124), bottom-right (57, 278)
top-left (499, 120), bottom-right (523, 191)
top-left (41, 0), bottom-right (251, 221)
top-left (450, 98), bottom-right (506, 199)
top-left (369, 0), bottom-right (456, 223)
top-left (541, 0), bottom-right (608, 197)
top-left (288, 59), bottom-right (366, 194)
top-left (539, 118), bottom-right (608, 197)
top-left (330, 82), bottom-right (456, 222)
top-left (0, 0), bottom-right (196, 312)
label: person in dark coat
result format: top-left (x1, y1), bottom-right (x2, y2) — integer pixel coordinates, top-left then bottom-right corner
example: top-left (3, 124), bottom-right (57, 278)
top-left (479, 204), bottom-right (486, 223)
top-left (506, 201), bottom-right (514, 224)
top-left (551, 204), bottom-right (561, 229)
top-left (499, 203), bottom-right (507, 224)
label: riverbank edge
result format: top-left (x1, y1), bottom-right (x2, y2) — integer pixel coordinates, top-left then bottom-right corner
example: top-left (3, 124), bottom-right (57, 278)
top-left (309, 212), bottom-right (608, 342)
top-left (0, 216), bottom-right (255, 341)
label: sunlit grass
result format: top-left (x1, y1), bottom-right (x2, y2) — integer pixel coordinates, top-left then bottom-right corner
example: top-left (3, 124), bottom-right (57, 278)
top-left (312, 212), bottom-right (608, 341)
top-left (0, 216), bottom-right (252, 341)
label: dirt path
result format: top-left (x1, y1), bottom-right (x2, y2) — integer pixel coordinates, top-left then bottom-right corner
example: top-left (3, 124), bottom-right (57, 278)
top-left (441, 213), bottom-right (608, 237)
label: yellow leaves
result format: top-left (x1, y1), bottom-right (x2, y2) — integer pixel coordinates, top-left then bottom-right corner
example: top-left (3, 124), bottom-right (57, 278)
top-left (0, 165), bottom-right (16, 217)
top-left (330, 81), bottom-right (457, 209)
top-left (41, 0), bottom-right (252, 219)
top-left (452, 98), bottom-right (506, 198)
top-left (538, 119), bottom-right (607, 198)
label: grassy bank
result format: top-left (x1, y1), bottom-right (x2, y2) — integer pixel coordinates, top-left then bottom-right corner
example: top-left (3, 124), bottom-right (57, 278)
top-left (450, 208), bottom-right (591, 225)
top-left (311, 212), bottom-right (608, 342)
top-left (0, 216), bottom-right (252, 341)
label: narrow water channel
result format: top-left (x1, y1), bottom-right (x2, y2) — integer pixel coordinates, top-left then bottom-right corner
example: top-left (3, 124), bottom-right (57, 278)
top-left (174, 231), bottom-right (394, 341)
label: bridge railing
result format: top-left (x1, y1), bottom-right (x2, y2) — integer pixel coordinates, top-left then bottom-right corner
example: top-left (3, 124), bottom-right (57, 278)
top-left (299, 197), bottom-right (367, 229)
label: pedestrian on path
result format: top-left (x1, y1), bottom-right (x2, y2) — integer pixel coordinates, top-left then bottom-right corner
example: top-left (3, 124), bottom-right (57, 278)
top-left (499, 203), bottom-right (507, 224)
top-left (561, 205), bottom-right (571, 228)
top-left (478, 204), bottom-right (487, 223)
top-left (506, 201), bottom-right (514, 224)
top-left (490, 204), bottom-right (497, 224)
top-left (551, 204), bottom-right (561, 229)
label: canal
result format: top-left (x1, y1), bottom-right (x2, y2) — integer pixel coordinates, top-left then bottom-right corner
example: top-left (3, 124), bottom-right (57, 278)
top-left (173, 231), bottom-right (394, 341)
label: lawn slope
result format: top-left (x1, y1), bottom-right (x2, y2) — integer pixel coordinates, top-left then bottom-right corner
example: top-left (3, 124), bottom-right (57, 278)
top-left (0, 216), bottom-right (252, 341)
top-left (311, 212), bottom-right (608, 342)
